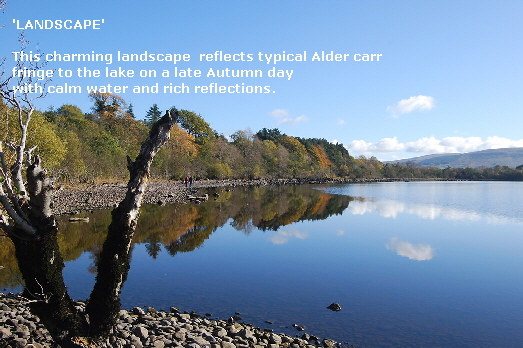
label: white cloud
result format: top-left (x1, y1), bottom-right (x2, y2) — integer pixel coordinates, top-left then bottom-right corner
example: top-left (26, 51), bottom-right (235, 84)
top-left (405, 136), bottom-right (523, 154)
top-left (268, 109), bottom-right (289, 118)
top-left (337, 119), bottom-right (346, 125)
top-left (404, 136), bottom-right (447, 153)
top-left (386, 238), bottom-right (435, 261)
top-left (346, 137), bottom-right (405, 153)
top-left (483, 136), bottom-right (523, 149)
top-left (375, 137), bottom-right (405, 152)
top-left (277, 115), bottom-right (308, 125)
top-left (346, 136), bottom-right (523, 157)
top-left (387, 95), bottom-right (435, 117)
top-left (268, 109), bottom-right (308, 125)
top-left (278, 228), bottom-right (308, 239)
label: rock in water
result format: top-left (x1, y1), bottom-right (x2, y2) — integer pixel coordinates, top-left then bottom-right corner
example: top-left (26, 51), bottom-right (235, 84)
top-left (327, 303), bottom-right (342, 311)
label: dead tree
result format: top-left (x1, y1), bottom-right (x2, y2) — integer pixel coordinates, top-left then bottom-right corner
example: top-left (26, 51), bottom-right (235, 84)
top-left (86, 110), bottom-right (179, 337)
top-left (1, 106), bottom-right (179, 346)
top-left (0, 32), bottom-right (90, 347)
top-left (1, 32), bottom-right (180, 347)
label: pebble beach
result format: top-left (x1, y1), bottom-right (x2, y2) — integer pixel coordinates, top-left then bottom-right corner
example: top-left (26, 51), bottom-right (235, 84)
top-left (0, 293), bottom-right (351, 348)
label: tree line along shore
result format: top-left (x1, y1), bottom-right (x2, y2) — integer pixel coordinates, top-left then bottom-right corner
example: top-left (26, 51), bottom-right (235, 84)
top-left (2, 94), bottom-right (523, 186)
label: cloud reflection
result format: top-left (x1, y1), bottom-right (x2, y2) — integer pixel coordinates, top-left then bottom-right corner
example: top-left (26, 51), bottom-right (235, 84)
top-left (269, 228), bottom-right (308, 245)
top-left (348, 199), bottom-right (405, 218)
top-left (387, 238), bottom-right (435, 261)
top-left (347, 198), bottom-right (512, 224)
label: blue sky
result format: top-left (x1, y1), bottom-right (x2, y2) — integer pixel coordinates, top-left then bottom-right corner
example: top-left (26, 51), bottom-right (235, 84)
top-left (1, 0), bottom-right (522, 161)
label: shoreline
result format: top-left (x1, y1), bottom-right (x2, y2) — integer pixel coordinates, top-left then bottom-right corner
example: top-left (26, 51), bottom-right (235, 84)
top-left (0, 292), bottom-right (352, 347)
top-left (52, 177), bottom-right (454, 215)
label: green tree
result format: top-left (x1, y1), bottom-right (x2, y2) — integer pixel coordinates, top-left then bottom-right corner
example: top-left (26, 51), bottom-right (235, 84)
top-left (89, 91), bottom-right (128, 119)
top-left (57, 104), bottom-right (85, 120)
top-left (199, 136), bottom-right (239, 179)
top-left (280, 135), bottom-right (308, 177)
top-left (145, 103), bottom-right (162, 126)
top-left (126, 103), bottom-right (135, 118)
top-left (261, 140), bottom-right (280, 178)
top-left (177, 109), bottom-right (215, 144)
top-left (207, 162), bottom-right (233, 179)
top-left (0, 103), bottom-right (67, 171)
top-left (256, 128), bottom-right (284, 142)
top-left (52, 104), bottom-right (128, 180)
top-left (231, 129), bottom-right (263, 179)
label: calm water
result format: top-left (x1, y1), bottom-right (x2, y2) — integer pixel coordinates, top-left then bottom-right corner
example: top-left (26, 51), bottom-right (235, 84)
top-left (2, 182), bottom-right (523, 347)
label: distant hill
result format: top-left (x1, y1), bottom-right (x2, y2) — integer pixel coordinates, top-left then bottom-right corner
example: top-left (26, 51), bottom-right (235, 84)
top-left (385, 148), bottom-right (523, 168)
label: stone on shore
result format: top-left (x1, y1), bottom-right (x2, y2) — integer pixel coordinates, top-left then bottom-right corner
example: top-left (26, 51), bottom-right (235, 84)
top-left (51, 178), bottom-right (380, 215)
top-left (0, 292), bottom-right (353, 348)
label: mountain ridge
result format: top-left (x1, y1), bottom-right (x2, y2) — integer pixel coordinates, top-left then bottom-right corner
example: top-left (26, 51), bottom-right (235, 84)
top-left (384, 147), bottom-right (523, 168)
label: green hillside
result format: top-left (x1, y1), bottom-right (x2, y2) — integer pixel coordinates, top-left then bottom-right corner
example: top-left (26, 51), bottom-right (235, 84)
top-left (386, 148), bottom-right (523, 168)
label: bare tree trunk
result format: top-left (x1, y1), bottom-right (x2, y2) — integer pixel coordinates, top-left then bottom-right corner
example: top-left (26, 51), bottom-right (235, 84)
top-left (86, 110), bottom-right (178, 337)
top-left (11, 222), bottom-right (88, 344)
top-left (8, 156), bottom-right (89, 346)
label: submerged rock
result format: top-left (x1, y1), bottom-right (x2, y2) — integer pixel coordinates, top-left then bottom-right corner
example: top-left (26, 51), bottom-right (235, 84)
top-left (327, 303), bottom-right (342, 311)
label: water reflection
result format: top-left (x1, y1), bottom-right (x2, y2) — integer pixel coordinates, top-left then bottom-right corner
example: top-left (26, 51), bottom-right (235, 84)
top-left (386, 237), bottom-right (435, 261)
top-left (320, 182), bottom-right (523, 225)
top-left (2, 182), bottom-right (522, 346)
top-left (343, 196), bottom-right (523, 225)
top-left (1, 185), bottom-right (352, 288)
top-left (3, 182), bottom-right (520, 290)
top-left (268, 228), bottom-right (308, 245)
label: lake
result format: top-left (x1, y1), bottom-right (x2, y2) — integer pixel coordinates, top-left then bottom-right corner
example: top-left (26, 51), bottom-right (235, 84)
top-left (2, 181), bottom-right (523, 347)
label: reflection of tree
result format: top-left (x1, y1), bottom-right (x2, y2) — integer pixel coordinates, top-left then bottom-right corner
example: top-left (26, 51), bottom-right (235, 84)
top-left (157, 185), bottom-right (353, 253)
top-left (165, 225), bottom-right (216, 256)
top-left (0, 237), bottom-right (22, 289)
top-left (254, 187), bottom-right (353, 231)
top-left (230, 205), bottom-right (256, 234)
top-left (87, 244), bottom-right (102, 274)
top-left (305, 194), bottom-right (354, 220)
top-left (145, 239), bottom-right (163, 259)
top-left (1, 184), bottom-right (355, 292)
top-left (243, 220), bottom-right (255, 235)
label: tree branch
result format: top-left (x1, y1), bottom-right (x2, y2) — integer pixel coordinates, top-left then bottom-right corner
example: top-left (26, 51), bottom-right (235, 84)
top-left (0, 142), bottom-right (31, 225)
top-left (1, 32), bottom-right (51, 198)
top-left (0, 214), bottom-right (13, 235)
top-left (26, 155), bottom-right (55, 219)
top-left (0, 187), bottom-right (36, 237)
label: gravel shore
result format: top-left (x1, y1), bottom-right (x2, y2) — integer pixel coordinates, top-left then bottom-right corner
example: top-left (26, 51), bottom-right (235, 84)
top-left (0, 293), bottom-right (351, 348)
top-left (51, 177), bottom-right (393, 215)
top-left (51, 179), bottom-right (309, 214)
